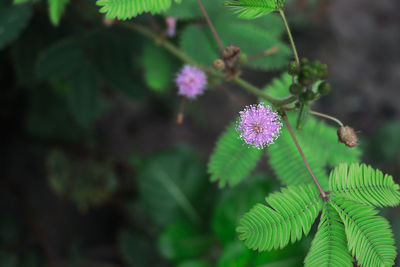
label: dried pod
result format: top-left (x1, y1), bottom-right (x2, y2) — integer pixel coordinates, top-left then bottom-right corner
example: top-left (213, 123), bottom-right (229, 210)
top-left (222, 44), bottom-right (241, 68)
top-left (337, 126), bottom-right (358, 147)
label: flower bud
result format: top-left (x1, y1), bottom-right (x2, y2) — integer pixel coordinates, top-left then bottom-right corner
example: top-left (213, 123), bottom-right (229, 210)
top-left (337, 126), bottom-right (358, 147)
top-left (318, 81), bottom-right (331, 95)
top-left (213, 59), bottom-right (226, 71)
top-left (288, 61), bottom-right (300, 75)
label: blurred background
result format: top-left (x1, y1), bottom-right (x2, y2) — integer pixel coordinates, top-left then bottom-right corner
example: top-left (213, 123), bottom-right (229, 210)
top-left (1, 0), bottom-right (399, 266)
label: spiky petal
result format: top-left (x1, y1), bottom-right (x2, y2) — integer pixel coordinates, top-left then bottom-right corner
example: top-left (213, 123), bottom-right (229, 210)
top-left (237, 103), bottom-right (282, 149)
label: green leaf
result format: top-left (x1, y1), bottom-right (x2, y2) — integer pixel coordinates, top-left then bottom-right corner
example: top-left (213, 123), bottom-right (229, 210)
top-left (208, 122), bottom-right (263, 187)
top-left (262, 73), bottom-right (291, 98)
top-left (177, 260), bottom-right (211, 267)
top-left (82, 30), bottom-right (148, 100)
top-left (180, 24), bottom-right (218, 66)
top-left (158, 220), bottom-right (211, 261)
top-left (35, 38), bottom-right (84, 81)
top-left (138, 147), bottom-right (206, 226)
top-left (0, 1), bottom-right (32, 50)
top-left (331, 197), bottom-right (396, 267)
top-left (329, 163), bottom-right (400, 208)
top-left (212, 175), bottom-right (271, 244)
top-left (66, 63), bottom-right (101, 128)
top-left (48, 0), bottom-right (70, 26)
top-left (217, 242), bottom-right (252, 267)
top-left (97, 0), bottom-right (182, 20)
top-left (268, 112), bottom-right (362, 189)
top-left (237, 183), bottom-right (323, 251)
top-left (225, 0), bottom-right (285, 19)
top-left (142, 41), bottom-right (177, 93)
top-left (304, 202), bottom-right (353, 267)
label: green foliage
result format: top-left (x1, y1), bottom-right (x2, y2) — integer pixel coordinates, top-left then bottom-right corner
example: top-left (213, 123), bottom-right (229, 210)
top-left (212, 175), bottom-right (271, 244)
top-left (46, 150), bottom-right (119, 210)
top-left (180, 11), bottom-right (290, 70)
top-left (0, 1), bottom-right (32, 50)
top-left (329, 163), bottom-right (400, 207)
top-left (268, 112), bottom-right (361, 189)
top-left (304, 203), bottom-right (353, 267)
top-left (208, 122), bottom-right (263, 187)
top-left (237, 183), bottom-right (323, 251)
top-left (138, 147), bottom-right (207, 226)
top-left (225, 0), bottom-right (285, 19)
top-left (331, 198), bottom-right (396, 267)
top-left (82, 30), bottom-right (148, 100)
top-left (48, 0), bottom-right (70, 26)
top-left (158, 220), bottom-right (211, 261)
top-left (238, 163), bottom-right (400, 266)
top-left (263, 73), bottom-right (292, 98)
top-left (97, 0), bottom-right (182, 20)
top-left (142, 41), bottom-right (178, 93)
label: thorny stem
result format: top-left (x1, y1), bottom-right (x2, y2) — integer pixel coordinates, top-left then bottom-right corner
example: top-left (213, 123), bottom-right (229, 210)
top-left (282, 113), bottom-right (328, 200)
top-left (121, 22), bottom-right (296, 107)
top-left (279, 10), bottom-right (300, 64)
top-left (310, 110), bottom-right (344, 127)
top-left (196, 0), bottom-right (225, 52)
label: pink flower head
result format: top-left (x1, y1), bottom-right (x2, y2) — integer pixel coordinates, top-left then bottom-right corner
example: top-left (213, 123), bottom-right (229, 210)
top-left (165, 17), bottom-right (177, 37)
top-left (237, 104), bottom-right (282, 149)
top-left (176, 65), bottom-right (207, 99)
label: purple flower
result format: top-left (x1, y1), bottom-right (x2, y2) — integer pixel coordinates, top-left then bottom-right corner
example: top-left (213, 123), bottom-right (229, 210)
top-left (176, 65), bottom-right (207, 99)
top-left (165, 17), bottom-right (177, 37)
top-left (237, 104), bottom-right (282, 149)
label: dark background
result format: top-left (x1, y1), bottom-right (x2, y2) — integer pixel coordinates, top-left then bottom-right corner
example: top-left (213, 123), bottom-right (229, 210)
top-left (1, 0), bottom-right (399, 266)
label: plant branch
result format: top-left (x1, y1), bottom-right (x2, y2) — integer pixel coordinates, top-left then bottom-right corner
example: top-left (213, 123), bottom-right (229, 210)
top-left (233, 76), bottom-right (296, 106)
top-left (310, 110), bottom-right (344, 127)
top-left (279, 10), bottom-right (300, 64)
top-left (282, 113), bottom-right (327, 200)
top-left (196, 0), bottom-right (225, 52)
top-left (120, 22), bottom-right (296, 107)
top-left (247, 45), bottom-right (281, 61)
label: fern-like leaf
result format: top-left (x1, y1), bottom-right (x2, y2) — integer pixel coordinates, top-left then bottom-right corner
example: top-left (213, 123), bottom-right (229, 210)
top-left (208, 122), bottom-right (263, 187)
top-left (331, 197), bottom-right (396, 267)
top-left (237, 184), bottom-right (323, 251)
top-left (268, 112), bottom-right (361, 189)
top-left (97, 0), bottom-right (181, 20)
top-left (329, 163), bottom-right (400, 208)
top-left (225, 0), bottom-right (284, 19)
top-left (304, 202), bottom-right (353, 267)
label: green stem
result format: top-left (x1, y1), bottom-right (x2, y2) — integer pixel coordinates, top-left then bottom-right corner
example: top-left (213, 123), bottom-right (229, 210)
top-left (279, 10), bottom-right (300, 64)
top-left (121, 22), bottom-right (197, 66)
top-left (121, 22), bottom-right (296, 107)
top-left (310, 110), bottom-right (344, 127)
top-left (233, 76), bottom-right (296, 106)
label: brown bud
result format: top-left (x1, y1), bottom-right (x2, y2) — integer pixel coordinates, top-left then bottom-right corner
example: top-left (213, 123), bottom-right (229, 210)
top-left (103, 17), bottom-right (116, 27)
top-left (222, 44), bottom-right (241, 68)
top-left (213, 59), bottom-right (225, 71)
top-left (337, 126), bottom-right (358, 147)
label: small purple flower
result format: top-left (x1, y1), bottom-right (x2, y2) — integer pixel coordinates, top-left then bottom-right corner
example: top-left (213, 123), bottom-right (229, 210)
top-left (237, 104), bottom-right (282, 149)
top-left (176, 65), bottom-right (207, 99)
top-left (165, 17), bottom-right (177, 37)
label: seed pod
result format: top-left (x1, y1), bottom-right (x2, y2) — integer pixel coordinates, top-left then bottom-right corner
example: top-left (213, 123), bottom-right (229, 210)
top-left (337, 126), bottom-right (358, 147)
top-left (222, 44), bottom-right (241, 68)
top-left (318, 81), bottom-right (331, 95)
